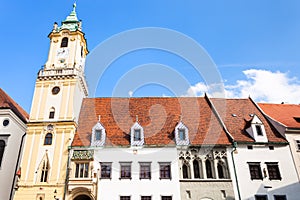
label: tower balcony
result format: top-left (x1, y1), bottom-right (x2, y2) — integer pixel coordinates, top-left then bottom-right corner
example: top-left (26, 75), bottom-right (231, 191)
top-left (38, 67), bottom-right (82, 78)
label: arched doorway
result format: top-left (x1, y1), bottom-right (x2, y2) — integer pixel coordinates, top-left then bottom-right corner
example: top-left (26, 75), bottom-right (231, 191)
top-left (74, 195), bottom-right (91, 200)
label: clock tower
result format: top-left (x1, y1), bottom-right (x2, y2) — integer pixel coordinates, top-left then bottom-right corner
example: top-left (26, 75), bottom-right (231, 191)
top-left (14, 4), bottom-right (88, 200)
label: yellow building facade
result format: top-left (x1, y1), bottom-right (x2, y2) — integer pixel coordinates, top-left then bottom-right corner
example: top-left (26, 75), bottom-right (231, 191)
top-left (14, 4), bottom-right (88, 200)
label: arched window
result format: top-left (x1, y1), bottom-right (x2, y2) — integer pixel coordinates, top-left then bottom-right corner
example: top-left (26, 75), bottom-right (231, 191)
top-left (217, 162), bottom-right (225, 179)
top-left (61, 37), bottom-right (68, 47)
top-left (40, 159), bottom-right (49, 182)
top-left (206, 159), bottom-right (213, 178)
top-left (182, 163), bottom-right (190, 179)
top-left (193, 160), bottom-right (201, 178)
top-left (0, 140), bottom-right (5, 167)
top-left (49, 107), bottom-right (55, 119)
top-left (44, 133), bottom-right (53, 145)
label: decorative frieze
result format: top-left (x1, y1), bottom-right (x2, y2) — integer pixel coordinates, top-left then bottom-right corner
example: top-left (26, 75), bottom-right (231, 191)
top-left (72, 150), bottom-right (94, 160)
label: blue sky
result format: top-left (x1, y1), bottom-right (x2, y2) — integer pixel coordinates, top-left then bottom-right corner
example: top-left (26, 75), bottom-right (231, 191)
top-left (1, 0), bottom-right (300, 112)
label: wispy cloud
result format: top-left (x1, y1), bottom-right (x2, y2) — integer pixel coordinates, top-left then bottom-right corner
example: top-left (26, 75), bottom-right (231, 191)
top-left (185, 69), bottom-right (300, 104)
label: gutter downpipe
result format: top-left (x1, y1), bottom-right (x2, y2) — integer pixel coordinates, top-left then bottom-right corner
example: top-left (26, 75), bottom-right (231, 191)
top-left (231, 141), bottom-right (241, 200)
top-left (9, 132), bottom-right (26, 200)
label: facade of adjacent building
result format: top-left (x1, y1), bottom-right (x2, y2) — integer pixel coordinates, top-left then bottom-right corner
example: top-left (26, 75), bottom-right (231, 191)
top-left (217, 99), bottom-right (300, 200)
top-left (10, 4), bottom-right (300, 200)
top-left (0, 88), bottom-right (28, 200)
top-left (259, 103), bottom-right (300, 181)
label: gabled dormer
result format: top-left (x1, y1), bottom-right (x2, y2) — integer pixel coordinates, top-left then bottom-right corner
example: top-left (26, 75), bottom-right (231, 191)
top-left (175, 121), bottom-right (189, 145)
top-left (91, 117), bottom-right (106, 147)
top-left (246, 115), bottom-right (268, 143)
top-left (130, 117), bottom-right (144, 146)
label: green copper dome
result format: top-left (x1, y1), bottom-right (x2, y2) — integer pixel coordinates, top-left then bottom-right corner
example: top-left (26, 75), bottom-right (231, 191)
top-left (57, 3), bottom-right (81, 32)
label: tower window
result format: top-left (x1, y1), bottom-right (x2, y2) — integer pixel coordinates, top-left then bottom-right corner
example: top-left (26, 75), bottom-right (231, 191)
top-left (40, 160), bottom-right (49, 182)
top-left (61, 37), bottom-right (68, 47)
top-left (49, 108), bottom-right (55, 119)
top-left (0, 140), bottom-right (6, 167)
top-left (44, 133), bottom-right (53, 145)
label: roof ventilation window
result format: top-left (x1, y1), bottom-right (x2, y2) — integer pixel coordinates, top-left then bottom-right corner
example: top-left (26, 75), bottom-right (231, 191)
top-left (231, 114), bottom-right (237, 117)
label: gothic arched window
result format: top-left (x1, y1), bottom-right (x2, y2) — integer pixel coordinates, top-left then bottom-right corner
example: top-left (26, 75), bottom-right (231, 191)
top-left (40, 159), bottom-right (49, 182)
top-left (217, 162), bottom-right (225, 179)
top-left (182, 163), bottom-right (190, 179)
top-left (0, 140), bottom-right (5, 167)
top-left (44, 133), bottom-right (53, 145)
top-left (61, 37), bottom-right (68, 47)
top-left (206, 159), bottom-right (213, 178)
top-left (193, 160), bottom-right (201, 178)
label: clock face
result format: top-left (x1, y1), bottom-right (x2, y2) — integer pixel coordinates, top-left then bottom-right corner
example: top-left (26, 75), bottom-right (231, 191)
top-left (56, 47), bottom-right (69, 59)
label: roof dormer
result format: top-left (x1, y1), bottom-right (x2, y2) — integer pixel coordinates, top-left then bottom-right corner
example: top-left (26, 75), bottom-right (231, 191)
top-left (246, 115), bottom-right (268, 143)
top-left (91, 116), bottom-right (106, 147)
top-left (130, 116), bottom-right (144, 146)
top-left (175, 121), bottom-right (189, 146)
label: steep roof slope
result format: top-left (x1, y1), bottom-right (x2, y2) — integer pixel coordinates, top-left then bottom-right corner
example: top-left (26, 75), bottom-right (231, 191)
top-left (0, 88), bottom-right (28, 123)
top-left (210, 98), bottom-right (286, 143)
top-left (72, 97), bottom-right (231, 147)
top-left (259, 103), bottom-right (300, 129)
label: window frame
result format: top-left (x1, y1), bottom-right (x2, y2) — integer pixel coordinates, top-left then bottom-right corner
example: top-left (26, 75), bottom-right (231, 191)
top-left (296, 140), bottom-right (300, 151)
top-left (139, 162), bottom-right (151, 179)
top-left (95, 129), bottom-right (102, 141)
top-left (120, 196), bottom-right (131, 200)
top-left (0, 140), bottom-right (6, 168)
top-left (60, 37), bottom-right (68, 47)
top-left (274, 195), bottom-right (287, 200)
top-left (248, 162), bottom-right (263, 180)
top-left (178, 128), bottom-right (186, 140)
top-left (40, 160), bottom-right (49, 183)
top-left (44, 133), bottom-right (53, 145)
top-left (255, 195), bottom-right (268, 200)
top-left (100, 162), bottom-right (112, 179)
top-left (255, 125), bottom-right (263, 136)
top-left (266, 162), bottom-right (282, 180)
top-left (134, 129), bottom-right (141, 141)
top-left (161, 196), bottom-right (172, 200)
top-left (141, 196), bottom-right (152, 200)
top-left (75, 162), bottom-right (89, 178)
top-left (193, 159), bottom-right (201, 179)
top-left (159, 162), bottom-right (171, 180)
top-left (120, 162), bottom-right (132, 179)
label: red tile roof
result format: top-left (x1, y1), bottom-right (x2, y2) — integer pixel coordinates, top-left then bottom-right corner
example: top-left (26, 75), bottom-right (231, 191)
top-left (72, 97), bottom-right (232, 147)
top-left (259, 103), bottom-right (300, 129)
top-left (210, 98), bottom-right (286, 143)
top-left (0, 88), bottom-right (28, 123)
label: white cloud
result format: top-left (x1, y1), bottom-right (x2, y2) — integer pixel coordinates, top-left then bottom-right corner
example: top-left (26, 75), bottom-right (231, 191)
top-left (185, 69), bottom-right (300, 104)
top-left (128, 90), bottom-right (133, 97)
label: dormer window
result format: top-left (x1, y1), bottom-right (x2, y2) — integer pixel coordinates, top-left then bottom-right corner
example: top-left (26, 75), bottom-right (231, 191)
top-left (175, 121), bottom-right (189, 146)
top-left (255, 125), bottom-right (263, 136)
top-left (246, 115), bottom-right (268, 143)
top-left (91, 121), bottom-right (106, 147)
top-left (130, 121), bottom-right (144, 146)
top-left (134, 129), bottom-right (141, 141)
top-left (61, 37), bottom-right (68, 47)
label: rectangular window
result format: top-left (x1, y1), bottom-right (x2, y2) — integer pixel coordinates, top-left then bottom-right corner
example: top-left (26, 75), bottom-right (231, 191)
top-left (49, 111), bottom-right (55, 119)
top-left (141, 196), bottom-right (152, 200)
top-left (159, 162), bottom-right (171, 179)
top-left (75, 163), bottom-right (89, 178)
top-left (161, 196), bottom-right (172, 200)
top-left (120, 162), bottom-right (131, 179)
top-left (95, 129), bottom-right (102, 140)
top-left (296, 140), bottom-right (300, 151)
top-left (256, 125), bottom-right (263, 136)
top-left (100, 162), bottom-right (112, 179)
top-left (179, 129), bottom-right (186, 140)
top-left (248, 162), bottom-right (263, 180)
top-left (134, 129), bottom-right (141, 141)
top-left (274, 195), bottom-right (287, 200)
top-left (266, 162), bottom-right (281, 180)
top-left (255, 195), bottom-right (268, 200)
top-left (140, 162), bottom-right (151, 179)
top-left (120, 196), bottom-right (131, 200)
